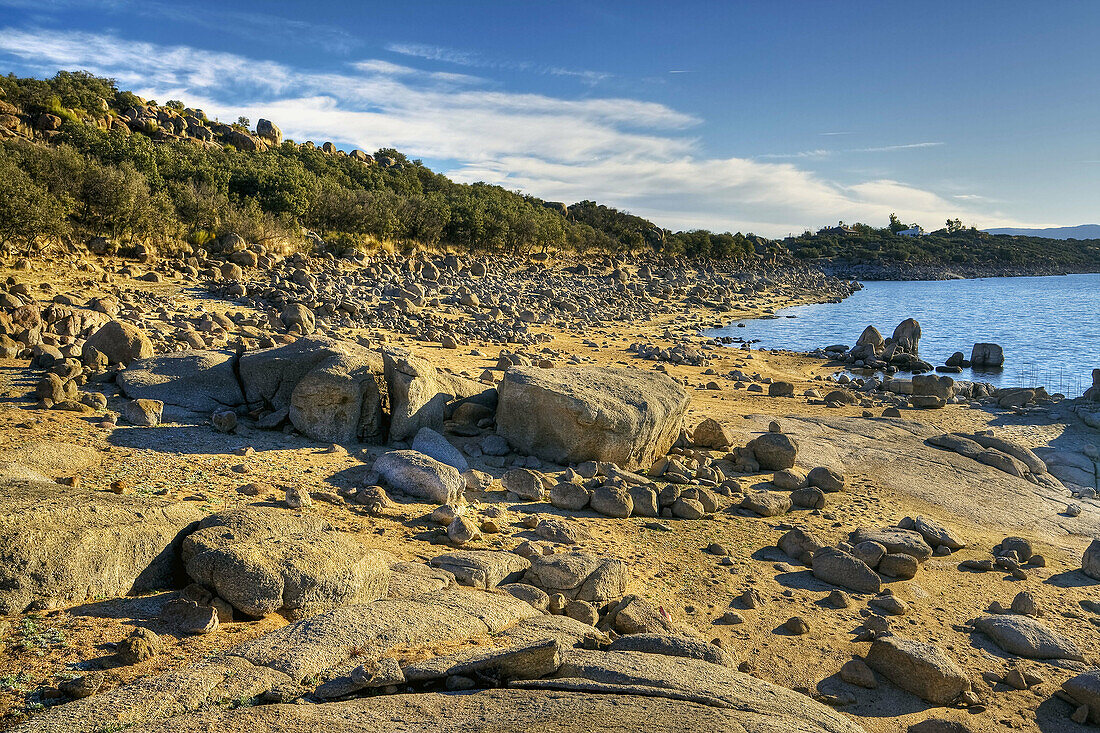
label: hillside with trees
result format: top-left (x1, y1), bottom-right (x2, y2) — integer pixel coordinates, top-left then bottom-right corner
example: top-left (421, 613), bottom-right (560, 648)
top-left (783, 218), bottom-right (1100, 276)
top-left (0, 71), bottom-right (758, 260)
top-left (2, 70), bottom-right (1100, 276)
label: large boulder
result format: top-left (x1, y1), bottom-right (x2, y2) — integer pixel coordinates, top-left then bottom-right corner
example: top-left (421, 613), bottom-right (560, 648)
top-left (865, 636), bottom-right (969, 704)
top-left (1084, 368), bottom-right (1099, 401)
top-left (912, 374), bottom-right (955, 401)
top-left (970, 343), bottom-right (1004, 368)
top-left (850, 527), bottom-right (932, 561)
top-left (856, 325), bottom-right (885, 351)
top-left (496, 366), bottom-right (688, 469)
top-left (1083, 539), bottom-right (1100, 580)
top-left (117, 350), bottom-right (245, 418)
top-left (0, 481), bottom-right (203, 614)
top-left (523, 552), bottom-right (628, 603)
top-left (373, 450), bottom-right (464, 504)
top-left (746, 432), bottom-right (799, 470)
top-left (428, 551), bottom-right (530, 589)
top-left (971, 614), bottom-right (1084, 660)
top-left (891, 318), bottom-right (921, 354)
top-left (812, 546), bottom-right (881, 594)
top-left (181, 507), bottom-right (390, 619)
top-left (411, 427), bottom-right (468, 472)
top-left (239, 338), bottom-right (387, 443)
top-left (256, 118), bottom-right (282, 145)
top-left (280, 304), bottom-right (315, 335)
top-left (383, 347), bottom-right (490, 442)
top-left (84, 320), bottom-right (154, 365)
top-left (1062, 670), bottom-right (1100, 725)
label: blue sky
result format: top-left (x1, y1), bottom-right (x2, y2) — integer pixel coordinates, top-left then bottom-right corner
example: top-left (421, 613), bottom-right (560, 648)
top-left (1, 0), bottom-right (1097, 236)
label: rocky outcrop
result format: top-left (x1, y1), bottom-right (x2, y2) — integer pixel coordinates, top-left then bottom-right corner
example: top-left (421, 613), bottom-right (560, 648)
top-left (118, 350), bottom-right (245, 418)
top-left (239, 337), bottom-right (387, 443)
top-left (496, 366), bottom-right (688, 469)
top-left (181, 507), bottom-right (391, 619)
top-left (0, 480), bottom-right (203, 614)
top-left (256, 118), bottom-right (282, 145)
top-left (382, 347), bottom-right (489, 442)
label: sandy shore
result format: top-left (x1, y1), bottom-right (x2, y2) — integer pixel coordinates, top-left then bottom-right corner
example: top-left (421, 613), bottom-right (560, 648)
top-left (0, 253), bottom-right (1097, 733)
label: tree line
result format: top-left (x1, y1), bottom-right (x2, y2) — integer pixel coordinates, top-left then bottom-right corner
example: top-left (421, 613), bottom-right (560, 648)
top-left (0, 71), bottom-right (760, 260)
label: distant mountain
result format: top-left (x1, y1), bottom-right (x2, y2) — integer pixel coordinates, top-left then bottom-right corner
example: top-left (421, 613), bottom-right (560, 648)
top-left (984, 224), bottom-right (1100, 240)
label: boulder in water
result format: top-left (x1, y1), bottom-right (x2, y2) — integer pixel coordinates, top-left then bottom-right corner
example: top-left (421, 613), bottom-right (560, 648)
top-left (891, 318), bottom-right (921, 355)
top-left (971, 343), bottom-right (1004, 368)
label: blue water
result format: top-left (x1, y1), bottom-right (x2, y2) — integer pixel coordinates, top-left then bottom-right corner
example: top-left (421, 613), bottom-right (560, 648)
top-left (707, 273), bottom-right (1100, 396)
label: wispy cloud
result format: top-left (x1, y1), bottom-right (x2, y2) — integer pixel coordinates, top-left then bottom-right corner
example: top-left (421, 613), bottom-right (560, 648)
top-left (0, 0), bottom-right (362, 54)
top-left (756, 149), bottom-right (833, 160)
top-left (851, 141), bottom-right (944, 153)
top-left (387, 42), bottom-right (612, 86)
top-left (0, 27), bottom-right (1022, 236)
top-left (757, 141), bottom-right (944, 160)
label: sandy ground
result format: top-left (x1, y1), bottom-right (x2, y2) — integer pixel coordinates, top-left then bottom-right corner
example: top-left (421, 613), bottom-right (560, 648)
top-left (0, 259), bottom-right (1097, 732)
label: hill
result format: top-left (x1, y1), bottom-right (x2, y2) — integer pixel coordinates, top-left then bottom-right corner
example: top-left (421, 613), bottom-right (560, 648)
top-left (783, 223), bottom-right (1100, 278)
top-left (983, 224), bottom-right (1100, 240)
top-left (2, 70), bottom-right (1100, 277)
top-left (0, 71), bottom-right (757, 261)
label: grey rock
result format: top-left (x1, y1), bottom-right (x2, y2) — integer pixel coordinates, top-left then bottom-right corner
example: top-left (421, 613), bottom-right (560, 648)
top-left (239, 338), bottom-right (386, 444)
top-left (124, 398), bottom-right (163, 426)
top-left (411, 427), bottom-right (469, 472)
top-left (524, 552), bottom-right (627, 602)
top-left (812, 547), bottom-right (881, 594)
top-left (181, 507), bottom-right (390, 618)
top-left (373, 450), bottom-right (464, 504)
top-left (118, 350), bottom-right (245, 417)
top-left (428, 550), bottom-right (530, 589)
top-left (590, 484), bottom-right (633, 518)
top-left (502, 468), bottom-right (545, 501)
top-left (866, 636), bottom-right (969, 704)
top-left (608, 633), bottom-right (732, 667)
top-left (1082, 539), bottom-right (1100, 580)
top-left (496, 366), bottom-right (688, 470)
top-left (850, 527), bottom-right (932, 561)
top-left (971, 614), bottom-right (1084, 660)
top-left (85, 320), bottom-right (153, 365)
top-left (746, 433), bottom-right (799, 470)
top-left (0, 482), bottom-right (203, 615)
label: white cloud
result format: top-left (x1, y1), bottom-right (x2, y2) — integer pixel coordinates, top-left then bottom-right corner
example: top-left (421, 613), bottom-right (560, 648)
top-left (0, 27), bottom-right (1028, 236)
top-left (386, 42), bottom-right (612, 85)
top-left (851, 142), bottom-right (944, 153)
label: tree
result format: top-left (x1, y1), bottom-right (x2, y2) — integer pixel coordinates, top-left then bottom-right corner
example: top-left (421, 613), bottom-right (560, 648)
top-left (889, 213), bottom-right (906, 234)
top-left (236, 116), bottom-right (250, 129)
top-left (946, 218), bottom-right (964, 233)
top-left (0, 156), bottom-right (69, 251)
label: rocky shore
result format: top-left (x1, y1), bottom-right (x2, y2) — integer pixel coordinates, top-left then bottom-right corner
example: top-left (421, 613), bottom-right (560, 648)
top-left (822, 260), bottom-right (1100, 282)
top-left (0, 240), bottom-right (1096, 733)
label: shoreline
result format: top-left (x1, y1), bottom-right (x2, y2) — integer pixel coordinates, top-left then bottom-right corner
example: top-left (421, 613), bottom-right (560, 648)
top-left (817, 260), bottom-right (1100, 282)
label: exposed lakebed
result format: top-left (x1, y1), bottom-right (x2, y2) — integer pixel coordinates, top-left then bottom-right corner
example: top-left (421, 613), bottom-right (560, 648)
top-left (709, 273), bottom-right (1100, 396)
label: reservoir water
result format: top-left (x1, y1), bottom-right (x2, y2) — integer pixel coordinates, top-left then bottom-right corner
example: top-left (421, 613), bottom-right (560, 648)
top-left (708, 273), bottom-right (1100, 397)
